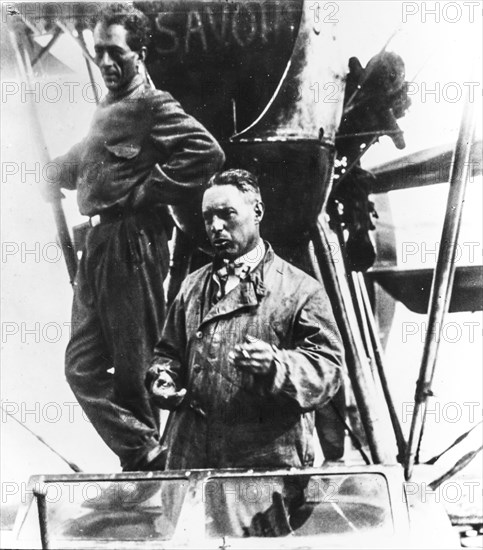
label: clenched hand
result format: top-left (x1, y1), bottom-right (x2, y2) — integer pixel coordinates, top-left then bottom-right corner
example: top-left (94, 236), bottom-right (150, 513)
top-left (229, 335), bottom-right (276, 376)
top-left (145, 366), bottom-right (186, 410)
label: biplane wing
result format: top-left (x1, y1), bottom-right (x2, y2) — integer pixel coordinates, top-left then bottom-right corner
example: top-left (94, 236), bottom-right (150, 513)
top-left (370, 140), bottom-right (482, 193)
top-left (367, 138), bottom-right (483, 313)
top-left (367, 265), bottom-right (483, 314)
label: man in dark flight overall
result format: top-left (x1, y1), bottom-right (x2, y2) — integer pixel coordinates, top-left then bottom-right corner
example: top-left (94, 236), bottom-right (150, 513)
top-left (44, 4), bottom-right (224, 471)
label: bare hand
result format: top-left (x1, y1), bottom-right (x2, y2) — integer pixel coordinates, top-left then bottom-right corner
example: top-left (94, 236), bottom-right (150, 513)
top-left (146, 367), bottom-right (186, 410)
top-left (229, 335), bottom-right (276, 376)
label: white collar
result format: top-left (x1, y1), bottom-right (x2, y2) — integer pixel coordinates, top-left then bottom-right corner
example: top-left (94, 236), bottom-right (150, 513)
top-left (234, 240), bottom-right (266, 272)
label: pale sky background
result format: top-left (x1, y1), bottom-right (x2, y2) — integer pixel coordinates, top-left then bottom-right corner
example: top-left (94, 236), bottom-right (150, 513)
top-left (1, 0), bottom-right (482, 535)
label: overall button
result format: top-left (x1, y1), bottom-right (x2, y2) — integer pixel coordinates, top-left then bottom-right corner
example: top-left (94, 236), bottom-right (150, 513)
top-left (196, 331), bottom-right (203, 339)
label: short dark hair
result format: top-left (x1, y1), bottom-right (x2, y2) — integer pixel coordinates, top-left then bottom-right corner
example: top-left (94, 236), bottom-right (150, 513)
top-left (94, 3), bottom-right (151, 52)
top-left (207, 169), bottom-right (261, 201)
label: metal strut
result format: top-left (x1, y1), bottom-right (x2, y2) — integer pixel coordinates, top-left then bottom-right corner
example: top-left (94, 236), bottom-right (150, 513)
top-left (405, 68), bottom-right (477, 480)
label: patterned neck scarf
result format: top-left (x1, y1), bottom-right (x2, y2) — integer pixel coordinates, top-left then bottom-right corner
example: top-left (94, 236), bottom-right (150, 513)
top-left (212, 241), bottom-right (265, 301)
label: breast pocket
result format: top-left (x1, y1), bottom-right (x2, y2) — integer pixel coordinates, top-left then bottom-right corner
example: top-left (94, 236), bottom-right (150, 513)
top-left (102, 142), bottom-right (144, 195)
top-left (104, 143), bottom-right (142, 160)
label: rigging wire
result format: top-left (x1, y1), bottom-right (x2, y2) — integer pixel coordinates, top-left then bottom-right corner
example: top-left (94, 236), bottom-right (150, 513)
top-left (1, 402), bottom-right (83, 473)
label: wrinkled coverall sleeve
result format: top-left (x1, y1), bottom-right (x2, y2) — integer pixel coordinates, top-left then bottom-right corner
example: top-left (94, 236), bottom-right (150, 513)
top-left (268, 286), bottom-right (343, 411)
top-left (149, 288), bottom-right (187, 388)
top-left (141, 92), bottom-right (225, 205)
top-left (54, 140), bottom-right (85, 190)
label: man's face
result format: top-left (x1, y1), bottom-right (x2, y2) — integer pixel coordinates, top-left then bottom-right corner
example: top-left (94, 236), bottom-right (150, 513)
top-left (93, 23), bottom-right (141, 92)
top-left (202, 185), bottom-right (264, 260)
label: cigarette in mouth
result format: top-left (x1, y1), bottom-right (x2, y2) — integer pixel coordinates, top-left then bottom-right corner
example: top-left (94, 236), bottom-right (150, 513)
top-left (242, 349), bottom-right (250, 359)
